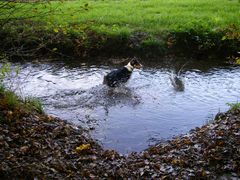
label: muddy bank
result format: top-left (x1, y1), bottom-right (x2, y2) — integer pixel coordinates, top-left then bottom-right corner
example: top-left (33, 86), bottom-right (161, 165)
top-left (0, 22), bottom-right (239, 60)
top-left (0, 92), bottom-right (239, 178)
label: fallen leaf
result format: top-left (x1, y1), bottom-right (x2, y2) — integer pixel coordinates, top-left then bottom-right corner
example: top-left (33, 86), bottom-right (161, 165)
top-left (76, 144), bottom-right (91, 152)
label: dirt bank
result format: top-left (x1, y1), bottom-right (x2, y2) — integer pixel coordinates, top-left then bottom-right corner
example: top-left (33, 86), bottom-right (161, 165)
top-left (0, 22), bottom-right (239, 61)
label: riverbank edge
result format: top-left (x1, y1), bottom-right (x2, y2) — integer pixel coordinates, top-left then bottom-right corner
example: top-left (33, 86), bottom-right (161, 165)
top-left (0, 22), bottom-right (239, 61)
top-left (0, 89), bottom-right (239, 178)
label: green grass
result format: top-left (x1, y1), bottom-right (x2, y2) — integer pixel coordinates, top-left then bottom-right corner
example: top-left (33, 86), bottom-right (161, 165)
top-left (0, 61), bottom-right (43, 113)
top-left (0, 85), bottom-right (4, 94)
top-left (227, 102), bottom-right (240, 111)
top-left (2, 90), bottom-right (20, 110)
top-left (0, 87), bottom-right (44, 124)
top-left (1, 0), bottom-right (239, 36)
top-left (0, 85), bottom-right (44, 114)
top-left (24, 97), bottom-right (44, 114)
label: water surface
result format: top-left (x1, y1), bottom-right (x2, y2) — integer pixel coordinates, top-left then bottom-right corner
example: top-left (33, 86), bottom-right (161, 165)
top-left (9, 58), bottom-right (240, 154)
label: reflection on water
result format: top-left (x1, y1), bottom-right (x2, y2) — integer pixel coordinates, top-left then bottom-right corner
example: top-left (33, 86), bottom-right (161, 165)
top-left (8, 58), bottom-right (240, 154)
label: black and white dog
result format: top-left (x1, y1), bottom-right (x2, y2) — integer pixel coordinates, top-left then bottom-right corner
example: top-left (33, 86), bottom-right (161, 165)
top-left (103, 58), bottom-right (142, 87)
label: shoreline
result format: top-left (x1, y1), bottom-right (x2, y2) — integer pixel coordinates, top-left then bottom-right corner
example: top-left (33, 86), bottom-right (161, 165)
top-left (0, 22), bottom-right (239, 61)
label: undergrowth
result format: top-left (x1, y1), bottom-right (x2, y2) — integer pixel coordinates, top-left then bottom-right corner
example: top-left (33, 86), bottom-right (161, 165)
top-left (2, 90), bottom-right (19, 110)
top-left (227, 102), bottom-right (240, 111)
top-left (0, 87), bottom-right (44, 114)
top-left (25, 97), bottom-right (44, 114)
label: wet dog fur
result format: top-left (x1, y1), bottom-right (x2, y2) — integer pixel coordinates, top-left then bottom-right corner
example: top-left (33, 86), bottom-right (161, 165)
top-left (103, 58), bottom-right (142, 87)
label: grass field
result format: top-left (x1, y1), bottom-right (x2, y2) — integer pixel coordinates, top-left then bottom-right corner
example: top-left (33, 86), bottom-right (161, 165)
top-left (3, 0), bottom-right (239, 34)
top-left (0, 0), bottom-right (239, 57)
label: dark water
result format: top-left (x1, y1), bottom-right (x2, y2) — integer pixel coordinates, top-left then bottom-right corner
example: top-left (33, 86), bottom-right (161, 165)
top-left (8, 58), bottom-right (240, 154)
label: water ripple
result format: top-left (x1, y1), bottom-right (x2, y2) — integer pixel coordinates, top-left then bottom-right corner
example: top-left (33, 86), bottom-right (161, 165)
top-left (7, 61), bottom-right (240, 154)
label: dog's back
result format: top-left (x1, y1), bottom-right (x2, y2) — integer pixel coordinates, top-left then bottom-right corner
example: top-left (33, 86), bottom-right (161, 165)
top-left (104, 67), bottom-right (132, 87)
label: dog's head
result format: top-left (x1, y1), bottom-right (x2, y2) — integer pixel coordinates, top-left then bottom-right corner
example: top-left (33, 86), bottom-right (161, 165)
top-left (130, 58), bottom-right (142, 69)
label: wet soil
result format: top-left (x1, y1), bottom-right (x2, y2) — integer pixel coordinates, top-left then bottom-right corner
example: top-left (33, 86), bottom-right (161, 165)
top-left (0, 97), bottom-right (239, 179)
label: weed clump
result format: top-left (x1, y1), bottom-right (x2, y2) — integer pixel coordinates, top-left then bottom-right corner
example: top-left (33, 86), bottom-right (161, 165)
top-left (24, 97), bottom-right (44, 114)
top-left (227, 102), bottom-right (240, 111)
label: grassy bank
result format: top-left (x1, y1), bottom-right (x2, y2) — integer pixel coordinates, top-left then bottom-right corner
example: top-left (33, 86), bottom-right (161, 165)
top-left (0, 86), bottom-right (43, 116)
top-left (0, 0), bottom-right (239, 58)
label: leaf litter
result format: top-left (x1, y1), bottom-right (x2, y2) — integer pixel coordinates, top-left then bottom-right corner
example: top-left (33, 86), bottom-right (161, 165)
top-left (0, 102), bottom-right (239, 179)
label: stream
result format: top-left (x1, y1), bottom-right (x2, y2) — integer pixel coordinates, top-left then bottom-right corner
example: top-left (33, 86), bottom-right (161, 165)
top-left (7, 58), bottom-right (240, 154)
